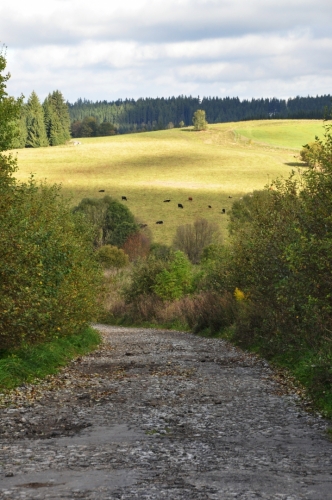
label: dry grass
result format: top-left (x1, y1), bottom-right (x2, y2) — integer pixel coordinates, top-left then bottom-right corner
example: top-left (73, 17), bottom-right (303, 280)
top-left (11, 120), bottom-right (324, 244)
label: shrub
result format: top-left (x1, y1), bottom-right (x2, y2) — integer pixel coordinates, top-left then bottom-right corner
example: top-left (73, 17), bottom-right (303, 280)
top-left (122, 231), bottom-right (151, 261)
top-left (153, 251), bottom-right (194, 301)
top-left (123, 256), bottom-right (166, 303)
top-left (183, 292), bottom-right (236, 334)
top-left (73, 195), bottom-right (138, 248)
top-left (300, 141), bottom-right (323, 166)
top-left (150, 243), bottom-right (174, 262)
top-left (0, 181), bottom-right (103, 349)
top-left (173, 218), bottom-right (221, 263)
top-left (123, 251), bottom-right (195, 303)
top-left (96, 245), bottom-right (129, 268)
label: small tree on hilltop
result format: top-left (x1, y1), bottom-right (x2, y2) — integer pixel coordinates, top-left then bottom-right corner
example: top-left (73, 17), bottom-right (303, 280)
top-left (192, 109), bottom-right (208, 131)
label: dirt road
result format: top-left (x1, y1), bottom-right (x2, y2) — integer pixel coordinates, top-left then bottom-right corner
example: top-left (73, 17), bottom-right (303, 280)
top-left (0, 325), bottom-right (331, 499)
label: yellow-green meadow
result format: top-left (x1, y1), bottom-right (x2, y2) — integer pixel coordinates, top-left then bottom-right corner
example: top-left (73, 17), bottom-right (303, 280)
top-left (12, 119), bottom-right (324, 244)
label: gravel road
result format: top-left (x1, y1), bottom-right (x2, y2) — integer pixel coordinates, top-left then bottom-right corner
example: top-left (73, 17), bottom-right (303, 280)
top-left (0, 325), bottom-right (331, 499)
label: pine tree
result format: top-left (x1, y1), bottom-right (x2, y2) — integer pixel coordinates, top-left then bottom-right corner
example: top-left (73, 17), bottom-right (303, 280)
top-left (25, 91), bottom-right (48, 148)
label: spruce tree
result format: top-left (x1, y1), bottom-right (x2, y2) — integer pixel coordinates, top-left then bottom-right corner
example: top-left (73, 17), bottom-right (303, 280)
top-left (25, 91), bottom-right (48, 148)
top-left (43, 90), bottom-right (71, 146)
top-left (11, 105), bottom-right (27, 148)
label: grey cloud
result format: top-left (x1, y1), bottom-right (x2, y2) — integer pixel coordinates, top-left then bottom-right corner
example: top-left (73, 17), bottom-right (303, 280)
top-left (3, 0), bottom-right (332, 102)
top-left (1, 0), bottom-right (332, 48)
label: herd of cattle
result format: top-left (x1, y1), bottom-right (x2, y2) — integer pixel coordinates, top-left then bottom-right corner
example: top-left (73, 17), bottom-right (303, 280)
top-left (98, 191), bottom-right (232, 226)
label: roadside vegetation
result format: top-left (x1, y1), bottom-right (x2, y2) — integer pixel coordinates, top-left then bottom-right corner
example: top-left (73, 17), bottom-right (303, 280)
top-left (0, 49), bottom-right (103, 390)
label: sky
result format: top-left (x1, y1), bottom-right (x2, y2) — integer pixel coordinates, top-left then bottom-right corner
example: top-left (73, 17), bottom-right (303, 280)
top-left (1, 0), bottom-right (332, 103)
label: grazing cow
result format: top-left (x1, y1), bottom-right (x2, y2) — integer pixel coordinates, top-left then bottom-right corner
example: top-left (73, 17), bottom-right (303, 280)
top-left (178, 203), bottom-right (184, 208)
top-left (156, 220), bottom-right (163, 224)
top-left (122, 196), bottom-right (127, 201)
top-left (228, 196), bottom-right (232, 199)
top-left (163, 199), bottom-right (171, 202)
top-left (99, 189), bottom-right (105, 192)
top-left (208, 205), bottom-right (212, 208)
top-left (188, 197), bottom-right (193, 201)
top-left (222, 208), bottom-right (226, 214)
top-left (139, 223), bottom-right (148, 228)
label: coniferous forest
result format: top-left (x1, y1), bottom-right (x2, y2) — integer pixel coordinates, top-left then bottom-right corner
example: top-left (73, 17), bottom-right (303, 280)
top-left (68, 94), bottom-right (332, 135)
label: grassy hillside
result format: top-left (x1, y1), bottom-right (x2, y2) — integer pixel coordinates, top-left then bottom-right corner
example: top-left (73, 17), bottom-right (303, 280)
top-left (235, 120), bottom-right (325, 149)
top-left (12, 120), bottom-right (324, 245)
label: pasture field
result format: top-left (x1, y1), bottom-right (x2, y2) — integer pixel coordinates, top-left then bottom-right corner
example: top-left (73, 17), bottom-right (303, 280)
top-left (12, 119), bottom-right (324, 244)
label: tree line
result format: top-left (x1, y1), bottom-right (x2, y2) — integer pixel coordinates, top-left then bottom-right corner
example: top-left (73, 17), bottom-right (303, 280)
top-left (13, 90), bottom-right (71, 148)
top-left (68, 94), bottom-right (332, 134)
top-left (12, 92), bottom-right (332, 145)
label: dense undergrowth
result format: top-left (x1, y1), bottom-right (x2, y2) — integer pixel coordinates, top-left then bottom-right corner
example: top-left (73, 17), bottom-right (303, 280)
top-left (0, 50), bottom-right (103, 390)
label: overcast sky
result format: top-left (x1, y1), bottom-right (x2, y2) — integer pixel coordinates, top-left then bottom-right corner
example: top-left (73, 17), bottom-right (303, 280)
top-left (1, 0), bottom-right (332, 103)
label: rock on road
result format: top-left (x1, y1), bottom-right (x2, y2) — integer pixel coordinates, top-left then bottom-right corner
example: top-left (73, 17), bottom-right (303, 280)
top-left (0, 325), bottom-right (331, 499)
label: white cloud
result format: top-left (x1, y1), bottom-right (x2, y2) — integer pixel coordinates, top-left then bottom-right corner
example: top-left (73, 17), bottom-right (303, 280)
top-left (1, 0), bottom-right (332, 101)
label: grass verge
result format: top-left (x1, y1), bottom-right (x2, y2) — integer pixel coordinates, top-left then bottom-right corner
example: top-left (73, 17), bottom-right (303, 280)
top-left (0, 327), bottom-right (101, 391)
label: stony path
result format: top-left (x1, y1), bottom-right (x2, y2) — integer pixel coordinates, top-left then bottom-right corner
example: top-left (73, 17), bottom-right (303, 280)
top-left (0, 325), bottom-right (331, 499)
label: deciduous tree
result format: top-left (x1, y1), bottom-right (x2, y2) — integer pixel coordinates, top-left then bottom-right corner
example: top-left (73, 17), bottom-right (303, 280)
top-left (192, 109), bottom-right (208, 131)
top-left (173, 218), bottom-right (220, 263)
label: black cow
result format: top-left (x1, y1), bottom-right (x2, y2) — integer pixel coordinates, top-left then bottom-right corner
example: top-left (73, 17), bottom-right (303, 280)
top-left (208, 205), bottom-right (212, 208)
top-left (98, 189), bottom-right (105, 192)
top-left (163, 199), bottom-right (171, 202)
top-left (122, 196), bottom-right (127, 201)
top-left (156, 220), bottom-right (163, 224)
top-left (222, 208), bottom-right (226, 214)
top-left (228, 196), bottom-right (232, 199)
top-left (178, 203), bottom-right (184, 208)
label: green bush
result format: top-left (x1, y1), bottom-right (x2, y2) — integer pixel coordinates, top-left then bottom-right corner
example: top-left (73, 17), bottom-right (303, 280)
top-left (123, 250), bottom-right (195, 303)
top-left (73, 195), bottom-right (138, 248)
top-left (300, 141), bottom-right (323, 166)
top-left (96, 245), bottom-right (129, 268)
top-left (0, 180), bottom-right (103, 349)
top-left (153, 251), bottom-right (194, 300)
top-left (123, 256), bottom-right (166, 303)
top-left (149, 243), bottom-right (174, 262)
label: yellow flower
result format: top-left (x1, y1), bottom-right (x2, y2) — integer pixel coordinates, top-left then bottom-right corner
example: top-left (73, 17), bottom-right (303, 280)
top-left (234, 287), bottom-right (245, 301)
